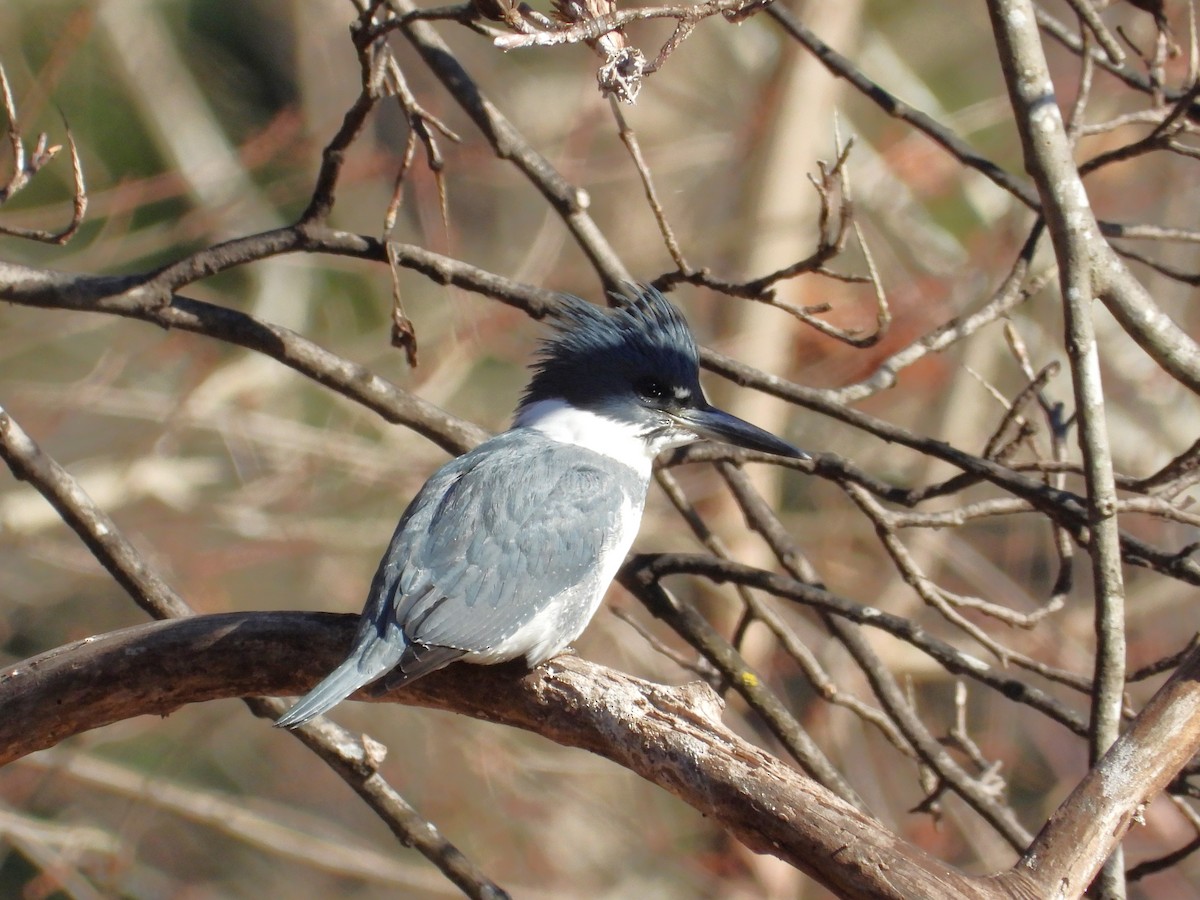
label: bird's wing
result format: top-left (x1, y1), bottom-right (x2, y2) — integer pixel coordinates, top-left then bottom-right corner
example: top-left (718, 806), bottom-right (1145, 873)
top-left (369, 434), bottom-right (639, 660)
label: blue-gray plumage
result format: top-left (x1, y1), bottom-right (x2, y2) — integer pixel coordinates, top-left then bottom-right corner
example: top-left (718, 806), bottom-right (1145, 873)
top-left (276, 287), bottom-right (807, 728)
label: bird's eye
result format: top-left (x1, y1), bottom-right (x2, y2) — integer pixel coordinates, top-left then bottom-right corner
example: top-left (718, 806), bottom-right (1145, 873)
top-left (635, 377), bottom-right (669, 402)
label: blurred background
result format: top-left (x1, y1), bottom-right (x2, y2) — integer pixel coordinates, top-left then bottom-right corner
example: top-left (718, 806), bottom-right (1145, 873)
top-left (1, 0), bottom-right (1198, 897)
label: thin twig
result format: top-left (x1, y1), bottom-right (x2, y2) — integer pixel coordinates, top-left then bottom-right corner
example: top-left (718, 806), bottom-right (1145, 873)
top-left (610, 99), bottom-right (689, 271)
top-left (0, 63), bottom-right (87, 243)
top-left (829, 222), bottom-right (1050, 404)
top-left (1062, 0), bottom-right (1125, 64)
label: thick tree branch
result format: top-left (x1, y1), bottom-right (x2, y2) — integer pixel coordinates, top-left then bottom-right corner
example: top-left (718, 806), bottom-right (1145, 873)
top-left (8, 613), bottom-right (1200, 899)
top-left (1011, 643), bottom-right (1200, 896)
top-left (0, 613), bottom-right (1014, 899)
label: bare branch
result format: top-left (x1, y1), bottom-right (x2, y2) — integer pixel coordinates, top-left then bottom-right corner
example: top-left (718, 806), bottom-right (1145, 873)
top-left (390, 0), bottom-right (634, 288)
top-left (0, 400), bottom-right (192, 620)
top-left (1063, 0), bottom-right (1126, 65)
top-left (829, 222), bottom-right (1050, 404)
top-left (988, 3), bottom-right (1134, 891)
top-left (5, 0), bottom-right (1200, 891)
top-left (0, 63), bottom-right (87, 243)
top-left (630, 551), bottom-right (1089, 735)
top-left (0, 614), bottom-right (1012, 900)
top-left (1011, 644), bottom-right (1200, 896)
top-left (610, 99), bottom-right (689, 271)
top-left (623, 559), bottom-right (869, 811)
top-left (492, 0), bottom-right (770, 101)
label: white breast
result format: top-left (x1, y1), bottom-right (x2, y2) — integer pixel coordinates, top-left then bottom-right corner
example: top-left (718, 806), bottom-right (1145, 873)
top-left (459, 399), bottom-right (655, 667)
top-left (513, 398), bottom-right (656, 479)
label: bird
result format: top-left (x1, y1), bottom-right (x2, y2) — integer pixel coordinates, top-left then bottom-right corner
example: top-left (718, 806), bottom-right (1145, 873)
top-left (276, 287), bottom-right (807, 728)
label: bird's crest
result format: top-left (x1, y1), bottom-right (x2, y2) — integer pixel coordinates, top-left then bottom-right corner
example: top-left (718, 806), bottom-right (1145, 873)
top-left (521, 286), bottom-right (699, 410)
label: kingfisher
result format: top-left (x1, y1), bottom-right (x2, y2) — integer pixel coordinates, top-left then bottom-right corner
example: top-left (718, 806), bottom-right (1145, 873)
top-left (276, 287), bottom-right (806, 728)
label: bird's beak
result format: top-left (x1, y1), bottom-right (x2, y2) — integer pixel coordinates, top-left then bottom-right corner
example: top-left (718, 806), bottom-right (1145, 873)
top-left (671, 404), bottom-right (810, 460)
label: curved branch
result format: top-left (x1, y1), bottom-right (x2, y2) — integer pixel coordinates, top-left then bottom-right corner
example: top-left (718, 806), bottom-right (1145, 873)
top-left (1010, 644), bottom-right (1200, 895)
top-left (0, 611), bottom-right (1007, 899)
top-left (10, 611), bottom-right (1200, 899)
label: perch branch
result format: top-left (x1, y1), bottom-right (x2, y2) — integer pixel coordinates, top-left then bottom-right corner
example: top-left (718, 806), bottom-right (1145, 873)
top-left (0, 613), bottom-right (1030, 899)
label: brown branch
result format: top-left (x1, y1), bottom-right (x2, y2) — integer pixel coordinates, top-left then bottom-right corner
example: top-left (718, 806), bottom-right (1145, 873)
top-left (649, 134), bottom-right (892, 338)
top-left (767, 4), bottom-right (1040, 210)
top-left (299, 7), bottom-right (389, 226)
top-left (17, 214), bottom-right (1194, 603)
top-left (772, 4), bottom-right (1200, 259)
top-left (621, 564), bottom-right (869, 811)
top-left (982, 361), bottom-right (1062, 461)
top-left (0, 254), bottom-right (488, 457)
top-left (252, 694), bottom-right (509, 900)
top-left (843, 481), bottom-right (1088, 690)
top-left (610, 99), bottom-right (689, 271)
top-left (717, 463), bottom-right (1030, 847)
top-left (703, 470), bottom-right (914, 753)
top-left (0, 402), bottom-right (192, 620)
top-left (0, 613), bottom-right (1012, 899)
top-left (7, 232), bottom-right (1194, 599)
top-left (698, 345), bottom-right (1200, 586)
top-left (380, 54), bottom-right (460, 235)
top-left (1009, 643), bottom-right (1200, 895)
top-left (1133, 435), bottom-right (1200, 493)
top-left (830, 222), bottom-right (1049, 403)
top-left (9, 612), bottom-right (1200, 899)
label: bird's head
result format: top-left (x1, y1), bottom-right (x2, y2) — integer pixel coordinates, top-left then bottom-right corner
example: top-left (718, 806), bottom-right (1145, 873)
top-left (515, 288), bottom-right (809, 463)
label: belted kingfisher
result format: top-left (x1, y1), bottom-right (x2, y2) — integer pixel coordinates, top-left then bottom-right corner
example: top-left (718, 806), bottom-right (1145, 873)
top-left (276, 287), bottom-right (806, 728)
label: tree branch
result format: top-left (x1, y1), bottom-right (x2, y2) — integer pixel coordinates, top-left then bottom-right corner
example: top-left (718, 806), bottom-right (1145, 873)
top-left (8, 611), bottom-right (1200, 899)
top-left (0, 613), bottom-right (1013, 899)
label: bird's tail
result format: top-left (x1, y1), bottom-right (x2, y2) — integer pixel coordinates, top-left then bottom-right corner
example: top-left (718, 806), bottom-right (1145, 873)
top-left (275, 651), bottom-right (394, 729)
